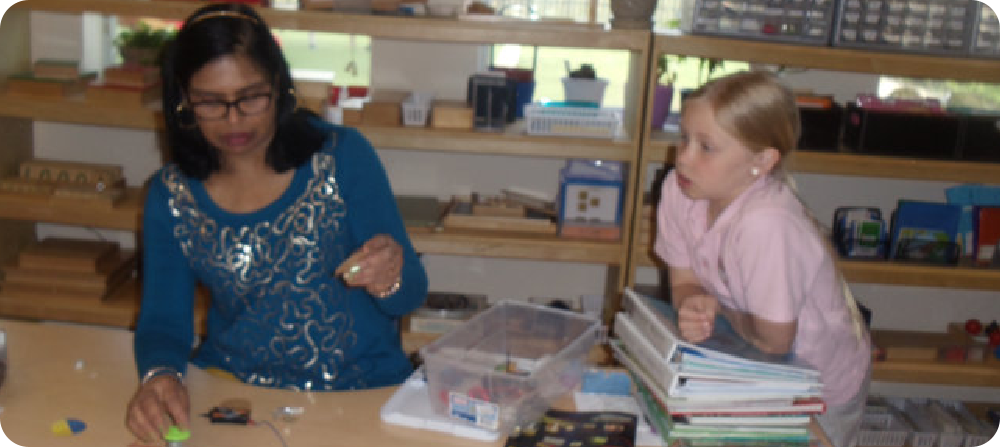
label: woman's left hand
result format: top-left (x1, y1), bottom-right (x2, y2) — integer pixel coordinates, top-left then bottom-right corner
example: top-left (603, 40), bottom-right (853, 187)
top-left (336, 234), bottom-right (403, 297)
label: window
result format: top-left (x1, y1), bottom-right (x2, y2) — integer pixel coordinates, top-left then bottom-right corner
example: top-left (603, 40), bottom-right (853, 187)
top-left (488, 0), bottom-right (732, 111)
top-left (108, 17), bottom-right (371, 86)
top-left (879, 77), bottom-right (1000, 112)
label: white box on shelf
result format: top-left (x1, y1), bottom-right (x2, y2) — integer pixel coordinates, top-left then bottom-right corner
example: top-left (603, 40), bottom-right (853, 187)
top-left (524, 104), bottom-right (622, 139)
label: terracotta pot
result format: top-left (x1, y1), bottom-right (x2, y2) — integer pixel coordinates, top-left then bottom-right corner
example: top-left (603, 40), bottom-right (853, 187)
top-left (120, 47), bottom-right (160, 68)
top-left (610, 0), bottom-right (658, 29)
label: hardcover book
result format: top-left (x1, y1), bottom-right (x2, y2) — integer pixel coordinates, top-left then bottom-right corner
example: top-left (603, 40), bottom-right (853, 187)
top-left (619, 288), bottom-right (820, 381)
top-left (888, 200), bottom-right (962, 264)
top-left (973, 206), bottom-right (1000, 266)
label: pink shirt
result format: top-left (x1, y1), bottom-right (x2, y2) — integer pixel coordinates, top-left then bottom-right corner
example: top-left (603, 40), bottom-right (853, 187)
top-left (655, 170), bottom-right (870, 406)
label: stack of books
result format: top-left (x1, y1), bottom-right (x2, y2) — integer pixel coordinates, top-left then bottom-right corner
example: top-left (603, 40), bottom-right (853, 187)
top-left (86, 65), bottom-right (161, 107)
top-left (610, 288), bottom-right (826, 446)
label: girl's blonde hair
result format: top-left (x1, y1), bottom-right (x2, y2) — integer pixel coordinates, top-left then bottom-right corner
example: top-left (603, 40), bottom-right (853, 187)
top-left (685, 70), bottom-right (801, 175)
top-left (685, 70), bottom-right (867, 342)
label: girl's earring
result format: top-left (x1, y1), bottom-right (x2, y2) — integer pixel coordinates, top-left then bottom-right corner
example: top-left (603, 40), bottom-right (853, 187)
top-left (751, 167), bottom-right (760, 177)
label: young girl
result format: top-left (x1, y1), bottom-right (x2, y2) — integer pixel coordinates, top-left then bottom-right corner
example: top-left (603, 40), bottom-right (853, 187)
top-left (654, 71), bottom-right (871, 447)
top-left (125, 3), bottom-right (427, 443)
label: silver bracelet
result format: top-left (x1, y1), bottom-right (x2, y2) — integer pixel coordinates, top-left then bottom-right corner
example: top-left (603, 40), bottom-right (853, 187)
top-left (373, 278), bottom-right (401, 299)
top-left (141, 366), bottom-right (184, 385)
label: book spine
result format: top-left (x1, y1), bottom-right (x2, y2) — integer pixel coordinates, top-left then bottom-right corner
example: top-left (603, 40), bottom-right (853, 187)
top-left (613, 312), bottom-right (680, 394)
top-left (622, 287), bottom-right (683, 360)
top-left (629, 371), bottom-right (673, 446)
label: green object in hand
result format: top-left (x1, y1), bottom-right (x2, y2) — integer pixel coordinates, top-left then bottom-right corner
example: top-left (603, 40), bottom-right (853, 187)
top-left (165, 425), bottom-right (191, 443)
top-left (343, 263), bottom-right (362, 281)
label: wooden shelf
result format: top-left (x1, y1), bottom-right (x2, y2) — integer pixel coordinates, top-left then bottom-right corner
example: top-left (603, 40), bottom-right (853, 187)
top-left (0, 187), bottom-right (144, 231)
top-left (359, 125), bottom-right (636, 161)
top-left (0, 187), bottom-right (621, 263)
top-left (634, 251), bottom-right (1000, 291)
top-left (838, 259), bottom-right (1000, 291)
top-left (790, 151), bottom-right (1000, 184)
top-left (0, 95), bottom-right (163, 130)
top-left (873, 359), bottom-right (1000, 388)
top-left (409, 227), bottom-right (623, 264)
top-left (0, 97), bottom-right (636, 160)
top-left (0, 279), bottom-right (210, 334)
top-left (644, 136), bottom-right (1000, 184)
top-left (15, 0), bottom-right (649, 50)
top-left (655, 34), bottom-right (1000, 83)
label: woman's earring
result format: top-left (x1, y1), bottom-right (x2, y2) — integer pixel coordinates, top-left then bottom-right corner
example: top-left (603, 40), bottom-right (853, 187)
top-left (751, 167), bottom-right (760, 177)
top-left (175, 103), bottom-right (197, 129)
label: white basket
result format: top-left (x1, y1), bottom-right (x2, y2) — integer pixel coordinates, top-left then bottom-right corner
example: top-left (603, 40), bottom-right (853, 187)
top-left (524, 104), bottom-right (622, 139)
top-left (402, 102), bottom-right (430, 127)
top-left (858, 412), bottom-right (912, 447)
top-left (402, 92), bottom-right (433, 127)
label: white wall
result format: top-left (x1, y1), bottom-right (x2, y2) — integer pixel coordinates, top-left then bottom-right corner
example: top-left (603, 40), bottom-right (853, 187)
top-left (27, 12), bottom-right (1000, 400)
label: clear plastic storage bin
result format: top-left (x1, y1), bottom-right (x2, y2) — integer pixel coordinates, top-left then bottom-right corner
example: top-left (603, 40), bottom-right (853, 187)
top-left (420, 301), bottom-right (602, 437)
top-left (833, 0), bottom-right (976, 56)
top-left (690, 0), bottom-right (837, 45)
top-left (970, 2), bottom-right (1000, 58)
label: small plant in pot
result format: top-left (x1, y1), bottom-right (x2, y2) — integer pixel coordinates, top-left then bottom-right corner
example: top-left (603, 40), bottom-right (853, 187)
top-left (562, 62), bottom-right (608, 107)
top-left (115, 23), bottom-right (174, 68)
top-left (650, 55), bottom-right (678, 130)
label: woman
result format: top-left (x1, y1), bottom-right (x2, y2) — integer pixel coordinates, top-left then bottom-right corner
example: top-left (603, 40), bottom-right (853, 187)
top-left (125, 3), bottom-right (427, 443)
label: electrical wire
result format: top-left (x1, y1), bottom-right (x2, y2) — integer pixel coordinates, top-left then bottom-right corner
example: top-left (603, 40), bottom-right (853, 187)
top-left (254, 419), bottom-right (290, 447)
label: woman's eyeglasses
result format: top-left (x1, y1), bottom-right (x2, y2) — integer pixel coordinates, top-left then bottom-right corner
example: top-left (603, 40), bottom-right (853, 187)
top-left (189, 92), bottom-right (274, 120)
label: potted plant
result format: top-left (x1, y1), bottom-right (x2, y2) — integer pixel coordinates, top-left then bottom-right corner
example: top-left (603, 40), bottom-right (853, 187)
top-left (650, 54), bottom-right (678, 130)
top-left (562, 62), bottom-right (609, 107)
top-left (115, 23), bottom-right (174, 68)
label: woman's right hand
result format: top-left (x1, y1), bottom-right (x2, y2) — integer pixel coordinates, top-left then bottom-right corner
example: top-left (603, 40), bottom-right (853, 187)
top-left (676, 293), bottom-right (719, 343)
top-left (125, 375), bottom-right (190, 444)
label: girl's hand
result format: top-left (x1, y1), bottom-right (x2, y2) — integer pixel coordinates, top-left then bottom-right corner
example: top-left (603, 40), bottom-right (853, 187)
top-left (677, 294), bottom-right (719, 343)
top-left (125, 375), bottom-right (190, 445)
top-left (336, 234), bottom-right (403, 297)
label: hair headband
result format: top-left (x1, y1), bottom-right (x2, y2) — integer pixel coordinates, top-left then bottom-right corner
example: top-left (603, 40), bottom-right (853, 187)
top-left (188, 10), bottom-right (260, 26)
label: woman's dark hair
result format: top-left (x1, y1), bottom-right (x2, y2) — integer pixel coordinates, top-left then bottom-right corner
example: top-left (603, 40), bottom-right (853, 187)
top-left (161, 3), bottom-right (326, 180)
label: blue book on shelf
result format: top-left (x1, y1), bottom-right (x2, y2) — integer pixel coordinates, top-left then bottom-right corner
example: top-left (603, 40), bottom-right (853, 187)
top-left (888, 200), bottom-right (962, 264)
top-left (945, 184), bottom-right (1000, 257)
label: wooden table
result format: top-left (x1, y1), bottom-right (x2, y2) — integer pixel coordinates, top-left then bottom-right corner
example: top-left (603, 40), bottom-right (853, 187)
top-left (0, 319), bottom-right (833, 447)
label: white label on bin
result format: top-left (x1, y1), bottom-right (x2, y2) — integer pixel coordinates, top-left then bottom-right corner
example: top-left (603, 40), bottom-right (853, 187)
top-left (448, 391), bottom-right (499, 431)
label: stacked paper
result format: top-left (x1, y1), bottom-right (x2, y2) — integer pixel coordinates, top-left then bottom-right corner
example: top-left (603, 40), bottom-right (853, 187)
top-left (611, 288), bottom-right (825, 446)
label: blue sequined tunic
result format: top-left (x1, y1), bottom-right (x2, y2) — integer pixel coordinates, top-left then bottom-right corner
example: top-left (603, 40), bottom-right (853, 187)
top-left (135, 122), bottom-right (427, 390)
